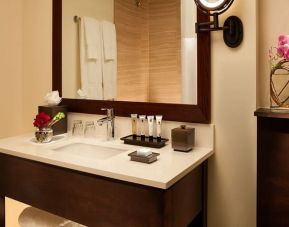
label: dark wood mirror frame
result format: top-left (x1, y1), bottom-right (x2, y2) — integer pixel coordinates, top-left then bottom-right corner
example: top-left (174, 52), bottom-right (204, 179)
top-left (52, 0), bottom-right (211, 123)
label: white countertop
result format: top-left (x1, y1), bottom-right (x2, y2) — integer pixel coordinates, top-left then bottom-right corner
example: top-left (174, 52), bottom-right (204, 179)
top-left (0, 134), bottom-right (214, 189)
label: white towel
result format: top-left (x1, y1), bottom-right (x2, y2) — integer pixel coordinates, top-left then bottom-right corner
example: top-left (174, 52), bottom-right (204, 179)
top-left (101, 21), bottom-right (117, 100)
top-left (101, 21), bottom-right (117, 60)
top-left (83, 17), bottom-right (101, 60)
top-left (79, 17), bottom-right (103, 99)
top-left (18, 207), bottom-right (86, 227)
top-left (102, 59), bottom-right (117, 100)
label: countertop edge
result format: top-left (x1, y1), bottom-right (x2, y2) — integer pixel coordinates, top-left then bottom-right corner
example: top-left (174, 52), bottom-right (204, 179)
top-left (0, 147), bottom-right (214, 190)
top-left (255, 108), bottom-right (289, 119)
top-left (165, 149), bottom-right (214, 188)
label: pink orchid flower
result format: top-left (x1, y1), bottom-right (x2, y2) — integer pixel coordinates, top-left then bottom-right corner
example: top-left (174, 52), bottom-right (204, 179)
top-left (269, 35), bottom-right (289, 65)
top-left (278, 35), bottom-right (289, 46)
top-left (277, 44), bottom-right (289, 60)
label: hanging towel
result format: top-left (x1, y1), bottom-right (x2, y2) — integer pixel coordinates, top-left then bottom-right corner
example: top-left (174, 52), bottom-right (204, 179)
top-left (101, 21), bottom-right (117, 60)
top-left (79, 17), bottom-right (103, 99)
top-left (101, 21), bottom-right (117, 100)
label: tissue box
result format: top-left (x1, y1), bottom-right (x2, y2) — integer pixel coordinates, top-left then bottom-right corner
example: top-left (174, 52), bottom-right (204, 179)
top-left (171, 125), bottom-right (195, 152)
top-left (38, 105), bottom-right (67, 135)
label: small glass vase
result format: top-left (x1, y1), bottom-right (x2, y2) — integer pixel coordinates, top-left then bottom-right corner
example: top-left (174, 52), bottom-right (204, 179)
top-left (35, 127), bottom-right (53, 143)
top-left (270, 61), bottom-right (289, 108)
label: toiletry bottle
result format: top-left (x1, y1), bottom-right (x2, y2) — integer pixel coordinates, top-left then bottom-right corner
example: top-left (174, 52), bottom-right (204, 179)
top-left (147, 116), bottom-right (154, 141)
top-left (139, 115), bottom-right (146, 139)
top-left (156, 115), bottom-right (163, 141)
top-left (131, 114), bottom-right (138, 138)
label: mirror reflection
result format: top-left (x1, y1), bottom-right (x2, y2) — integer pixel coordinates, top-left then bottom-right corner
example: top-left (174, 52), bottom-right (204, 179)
top-left (62, 0), bottom-right (198, 104)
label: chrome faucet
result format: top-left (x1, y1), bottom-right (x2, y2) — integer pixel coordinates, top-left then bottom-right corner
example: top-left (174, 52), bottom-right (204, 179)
top-left (97, 108), bottom-right (115, 140)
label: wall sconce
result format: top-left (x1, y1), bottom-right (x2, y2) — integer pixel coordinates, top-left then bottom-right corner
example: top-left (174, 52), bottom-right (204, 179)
top-left (194, 0), bottom-right (243, 48)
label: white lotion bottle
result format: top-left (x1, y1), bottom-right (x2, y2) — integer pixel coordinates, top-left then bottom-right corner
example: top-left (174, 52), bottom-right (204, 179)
top-left (156, 115), bottom-right (163, 141)
top-left (139, 115), bottom-right (146, 139)
top-left (147, 116), bottom-right (154, 140)
top-left (131, 114), bottom-right (138, 138)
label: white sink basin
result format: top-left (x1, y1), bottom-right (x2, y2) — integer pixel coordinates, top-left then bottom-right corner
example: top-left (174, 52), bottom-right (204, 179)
top-left (53, 143), bottom-right (128, 160)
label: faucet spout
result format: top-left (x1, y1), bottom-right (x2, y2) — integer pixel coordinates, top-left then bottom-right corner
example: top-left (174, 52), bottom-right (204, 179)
top-left (97, 117), bottom-right (110, 126)
top-left (98, 108), bottom-right (115, 140)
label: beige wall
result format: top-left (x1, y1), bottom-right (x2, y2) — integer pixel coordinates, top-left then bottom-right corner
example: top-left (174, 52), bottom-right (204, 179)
top-left (0, 0), bottom-right (23, 138)
top-left (22, 0), bottom-right (52, 131)
top-left (3, 0), bottom-right (259, 227)
top-left (0, 1), bottom-right (28, 226)
top-left (257, 0), bottom-right (289, 107)
top-left (1, 0), bottom-right (52, 226)
top-left (209, 0), bottom-right (257, 226)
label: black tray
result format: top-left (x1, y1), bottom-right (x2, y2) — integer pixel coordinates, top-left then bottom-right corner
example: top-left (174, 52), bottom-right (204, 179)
top-left (120, 135), bottom-right (169, 148)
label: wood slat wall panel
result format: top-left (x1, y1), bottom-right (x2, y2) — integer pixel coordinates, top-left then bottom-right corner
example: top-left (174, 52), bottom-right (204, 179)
top-left (149, 0), bottom-right (181, 104)
top-left (115, 0), bottom-right (181, 103)
top-left (115, 0), bottom-right (149, 102)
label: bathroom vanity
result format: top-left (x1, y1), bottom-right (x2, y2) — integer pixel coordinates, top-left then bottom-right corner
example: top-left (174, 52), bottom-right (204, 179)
top-left (0, 134), bottom-right (213, 227)
top-left (0, 0), bottom-right (214, 225)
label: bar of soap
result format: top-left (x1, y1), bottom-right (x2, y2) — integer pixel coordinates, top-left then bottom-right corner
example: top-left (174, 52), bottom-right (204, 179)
top-left (136, 148), bottom-right (152, 157)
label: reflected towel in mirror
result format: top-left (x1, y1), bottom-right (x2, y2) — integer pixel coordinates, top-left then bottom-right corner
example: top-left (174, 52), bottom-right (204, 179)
top-left (101, 21), bottom-right (117, 100)
top-left (102, 21), bottom-right (117, 60)
top-left (83, 17), bottom-right (101, 60)
top-left (79, 17), bottom-right (103, 99)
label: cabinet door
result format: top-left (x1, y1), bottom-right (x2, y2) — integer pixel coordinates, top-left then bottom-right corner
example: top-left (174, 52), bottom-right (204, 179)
top-left (258, 117), bottom-right (289, 227)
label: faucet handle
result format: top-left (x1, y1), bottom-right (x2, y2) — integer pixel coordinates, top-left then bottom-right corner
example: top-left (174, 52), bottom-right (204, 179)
top-left (101, 108), bottom-right (114, 117)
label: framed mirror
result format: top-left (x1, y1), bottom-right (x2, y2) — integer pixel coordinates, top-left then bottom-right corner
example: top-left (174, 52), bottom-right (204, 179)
top-left (53, 0), bottom-right (211, 123)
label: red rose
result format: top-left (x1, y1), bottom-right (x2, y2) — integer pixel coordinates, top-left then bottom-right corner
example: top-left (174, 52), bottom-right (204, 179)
top-left (33, 112), bottom-right (51, 129)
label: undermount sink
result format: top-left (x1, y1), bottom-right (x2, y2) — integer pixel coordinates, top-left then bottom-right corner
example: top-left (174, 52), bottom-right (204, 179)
top-left (53, 143), bottom-right (128, 160)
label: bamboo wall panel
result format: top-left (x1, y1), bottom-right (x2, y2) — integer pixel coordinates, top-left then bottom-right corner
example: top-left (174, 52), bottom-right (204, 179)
top-left (115, 0), bottom-right (181, 103)
top-left (148, 0), bottom-right (181, 104)
top-left (115, 0), bottom-right (149, 102)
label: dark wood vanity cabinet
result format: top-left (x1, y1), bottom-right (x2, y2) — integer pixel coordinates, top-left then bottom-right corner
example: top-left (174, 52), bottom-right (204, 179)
top-left (0, 153), bottom-right (206, 227)
top-left (255, 109), bottom-right (289, 227)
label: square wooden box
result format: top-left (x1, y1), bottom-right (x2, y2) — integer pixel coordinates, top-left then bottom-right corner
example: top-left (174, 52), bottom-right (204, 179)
top-left (171, 125), bottom-right (195, 152)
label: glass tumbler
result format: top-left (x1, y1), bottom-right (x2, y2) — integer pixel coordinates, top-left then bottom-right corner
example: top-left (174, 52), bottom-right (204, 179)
top-left (84, 121), bottom-right (96, 138)
top-left (72, 120), bottom-right (84, 137)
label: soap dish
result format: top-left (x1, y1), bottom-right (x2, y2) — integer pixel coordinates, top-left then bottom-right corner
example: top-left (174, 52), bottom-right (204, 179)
top-left (128, 151), bottom-right (160, 164)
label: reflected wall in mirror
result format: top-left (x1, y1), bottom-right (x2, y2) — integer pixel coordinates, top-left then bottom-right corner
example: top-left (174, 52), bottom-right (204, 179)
top-left (62, 0), bottom-right (198, 105)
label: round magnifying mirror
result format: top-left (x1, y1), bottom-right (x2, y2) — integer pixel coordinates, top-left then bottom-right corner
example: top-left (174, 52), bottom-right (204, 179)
top-left (197, 0), bottom-right (232, 11)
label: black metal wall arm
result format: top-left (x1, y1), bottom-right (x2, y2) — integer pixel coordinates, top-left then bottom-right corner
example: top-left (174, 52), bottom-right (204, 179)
top-left (196, 13), bottom-right (222, 32)
top-left (195, 0), bottom-right (244, 48)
